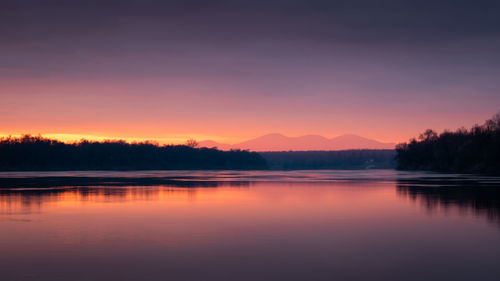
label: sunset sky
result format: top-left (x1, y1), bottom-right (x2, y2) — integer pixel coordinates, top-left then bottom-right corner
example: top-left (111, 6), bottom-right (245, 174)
top-left (1, 0), bottom-right (499, 144)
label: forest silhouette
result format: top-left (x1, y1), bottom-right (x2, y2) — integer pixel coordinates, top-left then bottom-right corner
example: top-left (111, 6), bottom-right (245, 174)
top-left (260, 150), bottom-right (395, 170)
top-left (0, 135), bottom-right (268, 171)
top-left (0, 134), bottom-right (398, 171)
top-left (396, 113), bottom-right (500, 174)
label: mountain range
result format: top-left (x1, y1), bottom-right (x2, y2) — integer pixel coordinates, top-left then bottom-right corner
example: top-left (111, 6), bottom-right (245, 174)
top-left (199, 133), bottom-right (396, 151)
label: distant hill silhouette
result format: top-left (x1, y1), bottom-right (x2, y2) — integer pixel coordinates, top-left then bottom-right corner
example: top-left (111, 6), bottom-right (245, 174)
top-left (199, 133), bottom-right (395, 151)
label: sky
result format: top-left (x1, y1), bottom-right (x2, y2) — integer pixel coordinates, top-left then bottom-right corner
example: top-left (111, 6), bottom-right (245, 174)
top-left (1, 0), bottom-right (499, 144)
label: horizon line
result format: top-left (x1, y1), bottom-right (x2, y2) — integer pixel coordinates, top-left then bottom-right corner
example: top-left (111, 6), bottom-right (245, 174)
top-left (0, 132), bottom-right (399, 146)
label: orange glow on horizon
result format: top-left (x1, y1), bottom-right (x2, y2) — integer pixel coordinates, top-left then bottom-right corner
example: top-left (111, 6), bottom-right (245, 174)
top-left (0, 133), bottom-right (217, 145)
top-left (0, 131), bottom-right (401, 148)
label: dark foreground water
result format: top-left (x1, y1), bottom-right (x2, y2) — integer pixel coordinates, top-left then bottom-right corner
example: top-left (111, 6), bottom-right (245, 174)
top-left (0, 170), bottom-right (499, 281)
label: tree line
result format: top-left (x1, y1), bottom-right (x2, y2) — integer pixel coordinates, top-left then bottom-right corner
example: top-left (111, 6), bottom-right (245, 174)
top-left (396, 113), bottom-right (500, 174)
top-left (260, 150), bottom-right (396, 170)
top-left (0, 135), bottom-right (268, 171)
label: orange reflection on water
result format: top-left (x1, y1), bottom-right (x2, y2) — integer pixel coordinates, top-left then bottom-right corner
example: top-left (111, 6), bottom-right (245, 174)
top-left (1, 179), bottom-right (500, 281)
top-left (0, 182), bottom-right (400, 245)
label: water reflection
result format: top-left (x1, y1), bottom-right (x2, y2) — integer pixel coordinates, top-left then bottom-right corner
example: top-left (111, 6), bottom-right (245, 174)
top-left (2, 173), bottom-right (500, 228)
top-left (0, 181), bottom-right (249, 214)
top-left (397, 178), bottom-right (500, 226)
top-left (1, 171), bottom-right (500, 281)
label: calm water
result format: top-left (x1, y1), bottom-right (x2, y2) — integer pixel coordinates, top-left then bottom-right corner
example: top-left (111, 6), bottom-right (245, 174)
top-left (1, 170), bottom-right (499, 281)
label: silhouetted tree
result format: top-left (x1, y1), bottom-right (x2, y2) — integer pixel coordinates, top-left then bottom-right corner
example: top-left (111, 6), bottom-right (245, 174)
top-left (185, 138), bottom-right (199, 148)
